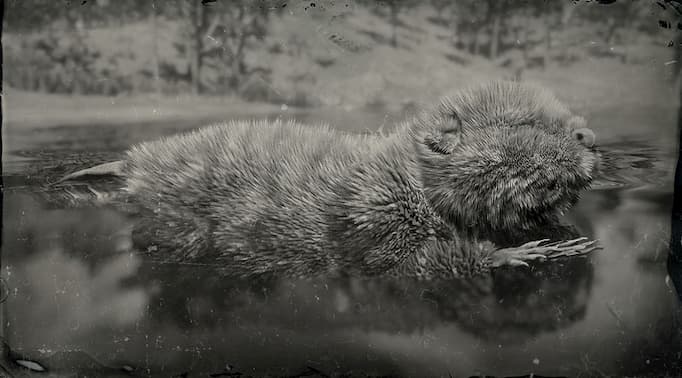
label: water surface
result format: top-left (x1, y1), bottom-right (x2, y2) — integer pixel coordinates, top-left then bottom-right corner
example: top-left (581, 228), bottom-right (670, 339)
top-left (1, 107), bottom-right (681, 377)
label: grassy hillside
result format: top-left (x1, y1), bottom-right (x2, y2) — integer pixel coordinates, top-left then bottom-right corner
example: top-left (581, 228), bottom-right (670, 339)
top-left (3, 3), bottom-right (679, 128)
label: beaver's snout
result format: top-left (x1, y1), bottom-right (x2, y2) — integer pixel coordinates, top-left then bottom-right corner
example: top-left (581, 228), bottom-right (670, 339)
top-left (572, 127), bottom-right (596, 148)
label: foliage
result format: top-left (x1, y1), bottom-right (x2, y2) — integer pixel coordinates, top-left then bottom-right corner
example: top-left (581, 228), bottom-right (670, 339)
top-left (2, 0), bottom-right (670, 104)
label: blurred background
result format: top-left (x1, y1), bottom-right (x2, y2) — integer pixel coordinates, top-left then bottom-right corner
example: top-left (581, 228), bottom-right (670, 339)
top-left (3, 1), bottom-right (682, 377)
top-left (2, 0), bottom-right (680, 136)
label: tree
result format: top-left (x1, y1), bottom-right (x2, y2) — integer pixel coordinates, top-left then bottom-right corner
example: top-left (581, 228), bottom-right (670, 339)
top-left (457, 0), bottom-right (488, 56)
top-left (366, 0), bottom-right (419, 48)
top-left (575, 0), bottom-right (652, 63)
top-left (169, 0), bottom-right (273, 95)
top-left (523, 0), bottom-right (563, 69)
top-left (206, 1), bottom-right (271, 93)
top-left (181, 0), bottom-right (205, 94)
top-left (487, 0), bottom-right (507, 59)
top-left (151, 0), bottom-right (161, 96)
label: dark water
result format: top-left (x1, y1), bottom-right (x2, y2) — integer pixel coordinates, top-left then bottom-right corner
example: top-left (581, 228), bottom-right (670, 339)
top-left (2, 108), bottom-right (681, 377)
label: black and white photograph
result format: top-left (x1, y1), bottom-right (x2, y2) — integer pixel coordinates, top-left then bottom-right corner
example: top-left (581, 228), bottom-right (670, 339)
top-left (2, 0), bottom-right (682, 376)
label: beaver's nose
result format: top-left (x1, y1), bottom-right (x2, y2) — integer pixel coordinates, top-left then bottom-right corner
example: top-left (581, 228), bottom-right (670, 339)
top-left (572, 127), bottom-right (596, 148)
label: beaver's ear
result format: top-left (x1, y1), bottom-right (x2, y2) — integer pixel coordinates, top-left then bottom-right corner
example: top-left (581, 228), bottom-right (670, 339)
top-left (424, 114), bottom-right (462, 155)
top-left (567, 115), bottom-right (587, 130)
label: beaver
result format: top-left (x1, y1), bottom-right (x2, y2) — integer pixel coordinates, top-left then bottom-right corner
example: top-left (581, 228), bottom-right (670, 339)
top-left (58, 81), bottom-right (600, 279)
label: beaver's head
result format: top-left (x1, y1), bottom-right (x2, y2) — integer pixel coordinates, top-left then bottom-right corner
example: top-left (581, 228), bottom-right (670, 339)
top-left (414, 81), bottom-right (598, 232)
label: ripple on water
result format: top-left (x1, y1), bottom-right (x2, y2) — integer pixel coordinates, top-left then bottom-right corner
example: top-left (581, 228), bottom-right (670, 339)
top-left (0, 124), bottom-right (679, 377)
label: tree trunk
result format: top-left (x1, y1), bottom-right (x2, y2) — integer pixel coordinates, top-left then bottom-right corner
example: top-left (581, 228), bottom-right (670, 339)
top-left (151, 0), bottom-right (161, 96)
top-left (231, 49), bottom-right (243, 91)
top-left (512, 25), bottom-right (525, 81)
top-left (187, 1), bottom-right (203, 95)
top-left (25, 68), bottom-right (35, 91)
top-left (472, 26), bottom-right (481, 56)
top-left (604, 18), bottom-right (617, 45)
top-left (73, 78), bottom-right (83, 95)
top-left (521, 23), bottom-right (529, 68)
top-left (543, 14), bottom-right (552, 70)
top-left (449, 7), bottom-right (458, 47)
top-left (489, 10), bottom-right (501, 59)
top-left (620, 7), bottom-right (635, 64)
top-left (561, 2), bottom-right (575, 26)
top-left (228, 6), bottom-right (248, 91)
top-left (390, 3), bottom-right (398, 48)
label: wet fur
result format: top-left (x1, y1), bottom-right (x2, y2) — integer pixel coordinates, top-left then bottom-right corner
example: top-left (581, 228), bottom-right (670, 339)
top-left (68, 81), bottom-right (598, 279)
top-left (124, 120), bottom-right (448, 277)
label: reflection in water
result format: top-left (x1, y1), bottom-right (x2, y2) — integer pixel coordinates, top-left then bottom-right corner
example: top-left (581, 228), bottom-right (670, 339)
top-left (2, 190), bottom-right (597, 376)
top-left (592, 138), bottom-right (675, 191)
top-left (669, 123), bottom-right (682, 301)
top-left (3, 194), bottom-right (147, 344)
top-left (2, 121), bottom-right (680, 376)
top-left (1, 184), bottom-right (670, 376)
top-left (442, 258), bottom-right (593, 343)
top-left (664, 109), bottom-right (682, 378)
top-left (134, 257), bottom-right (592, 341)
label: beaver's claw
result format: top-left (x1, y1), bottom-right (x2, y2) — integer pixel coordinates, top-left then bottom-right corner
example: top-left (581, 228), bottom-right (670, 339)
top-left (491, 237), bottom-right (601, 268)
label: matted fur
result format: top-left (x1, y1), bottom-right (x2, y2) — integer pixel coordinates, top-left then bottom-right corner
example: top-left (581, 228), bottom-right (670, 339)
top-left (74, 81), bottom-right (598, 279)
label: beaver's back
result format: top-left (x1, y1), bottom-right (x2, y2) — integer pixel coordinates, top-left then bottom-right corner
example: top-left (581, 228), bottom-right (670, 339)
top-left (123, 120), bottom-right (380, 273)
top-left (126, 120), bottom-right (371, 199)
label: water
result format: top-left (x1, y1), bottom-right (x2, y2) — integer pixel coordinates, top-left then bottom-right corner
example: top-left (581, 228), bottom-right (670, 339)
top-left (1, 107), bottom-right (681, 377)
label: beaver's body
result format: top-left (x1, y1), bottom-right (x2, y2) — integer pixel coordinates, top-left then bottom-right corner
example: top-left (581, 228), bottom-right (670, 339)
top-left (125, 121), bottom-right (443, 276)
top-left (62, 81), bottom-right (600, 279)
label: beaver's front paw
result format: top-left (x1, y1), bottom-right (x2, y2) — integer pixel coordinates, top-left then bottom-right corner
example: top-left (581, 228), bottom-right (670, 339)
top-left (491, 237), bottom-right (601, 268)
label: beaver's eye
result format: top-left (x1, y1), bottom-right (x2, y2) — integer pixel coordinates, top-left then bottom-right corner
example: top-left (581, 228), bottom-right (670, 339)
top-left (572, 128), bottom-right (596, 148)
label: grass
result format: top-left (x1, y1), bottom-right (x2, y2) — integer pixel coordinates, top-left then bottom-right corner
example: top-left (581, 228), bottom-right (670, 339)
top-left (2, 3), bottom-right (679, 132)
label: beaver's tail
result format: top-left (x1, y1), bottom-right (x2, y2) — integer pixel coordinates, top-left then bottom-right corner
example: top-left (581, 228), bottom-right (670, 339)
top-left (54, 160), bottom-right (126, 184)
top-left (40, 160), bottom-right (129, 210)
